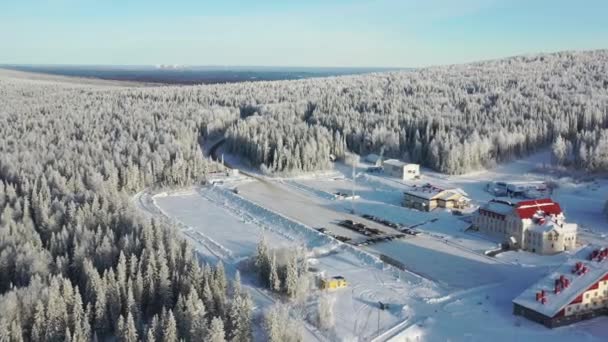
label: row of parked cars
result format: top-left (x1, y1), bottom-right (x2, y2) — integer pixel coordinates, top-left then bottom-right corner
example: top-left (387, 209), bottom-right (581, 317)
top-left (353, 234), bottom-right (407, 246)
top-left (315, 227), bottom-right (351, 243)
top-left (361, 214), bottom-right (420, 236)
top-left (361, 214), bottom-right (401, 229)
top-left (337, 219), bottom-right (382, 236)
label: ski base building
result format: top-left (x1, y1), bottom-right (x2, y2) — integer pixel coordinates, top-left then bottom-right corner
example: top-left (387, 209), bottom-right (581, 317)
top-left (472, 198), bottom-right (577, 255)
top-left (403, 184), bottom-right (469, 212)
top-left (513, 246), bottom-right (608, 328)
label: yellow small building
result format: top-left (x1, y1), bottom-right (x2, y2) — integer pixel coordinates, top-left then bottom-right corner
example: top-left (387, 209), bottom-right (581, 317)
top-left (321, 276), bottom-right (347, 290)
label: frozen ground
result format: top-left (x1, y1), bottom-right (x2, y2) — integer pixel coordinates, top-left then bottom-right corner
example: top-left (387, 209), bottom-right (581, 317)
top-left (153, 188), bottom-right (294, 263)
top-left (139, 185), bottom-right (438, 341)
top-left (135, 150), bottom-right (608, 341)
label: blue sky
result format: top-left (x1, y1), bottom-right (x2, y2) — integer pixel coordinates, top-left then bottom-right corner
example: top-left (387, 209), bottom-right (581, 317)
top-left (1, 0), bottom-right (607, 67)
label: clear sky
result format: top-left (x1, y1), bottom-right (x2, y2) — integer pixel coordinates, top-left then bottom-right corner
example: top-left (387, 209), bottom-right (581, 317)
top-left (1, 0), bottom-right (607, 67)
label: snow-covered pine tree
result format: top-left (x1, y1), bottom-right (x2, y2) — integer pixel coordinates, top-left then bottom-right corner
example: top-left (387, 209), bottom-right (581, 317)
top-left (269, 252), bottom-right (281, 292)
top-left (207, 316), bottom-right (226, 342)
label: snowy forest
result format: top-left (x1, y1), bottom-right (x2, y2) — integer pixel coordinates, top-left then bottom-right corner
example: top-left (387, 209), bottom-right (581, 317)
top-left (1, 50), bottom-right (608, 340)
top-left (551, 129), bottom-right (608, 171)
top-left (0, 77), bottom-right (249, 341)
top-left (220, 50), bottom-right (608, 174)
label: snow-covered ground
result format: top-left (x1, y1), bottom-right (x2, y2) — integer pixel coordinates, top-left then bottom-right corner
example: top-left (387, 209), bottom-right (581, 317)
top-left (135, 150), bottom-right (608, 341)
top-left (153, 188), bottom-right (294, 263)
top-left (139, 185), bottom-right (439, 341)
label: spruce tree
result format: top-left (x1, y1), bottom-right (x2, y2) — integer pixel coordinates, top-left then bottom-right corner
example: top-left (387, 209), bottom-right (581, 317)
top-left (232, 270), bottom-right (242, 296)
top-left (285, 253), bottom-right (298, 299)
top-left (207, 316), bottom-right (226, 342)
top-left (269, 252), bottom-right (281, 292)
top-left (161, 310), bottom-right (178, 342)
top-left (30, 301), bottom-right (46, 342)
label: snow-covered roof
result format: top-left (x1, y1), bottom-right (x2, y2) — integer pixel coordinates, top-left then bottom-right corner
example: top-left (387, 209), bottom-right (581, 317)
top-left (481, 200), bottom-right (515, 215)
top-left (436, 191), bottom-right (461, 201)
top-left (383, 159), bottom-right (407, 168)
top-left (366, 154), bottom-right (381, 162)
top-left (513, 246), bottom-right (608, 318)
top-left (404, 184), bottom-right (464, 201)
top-left (527, 220), bottom-right (576, 234)
top-left (405, 184), bottom-right (445, 199)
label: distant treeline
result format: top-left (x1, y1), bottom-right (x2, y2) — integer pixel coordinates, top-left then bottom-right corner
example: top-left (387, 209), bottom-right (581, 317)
top-left (217, 50), bottom-right (608, 174)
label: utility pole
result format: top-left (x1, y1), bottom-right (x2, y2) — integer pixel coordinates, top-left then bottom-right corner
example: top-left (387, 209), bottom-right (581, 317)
top-left (377, 305), bottom-right (380, 336)
top-left (351, 155), bottom-right (356, 214)
top-left (351, 142), bottom-right (365, 214)
top-left (352, 289), bottom-right (358, 335)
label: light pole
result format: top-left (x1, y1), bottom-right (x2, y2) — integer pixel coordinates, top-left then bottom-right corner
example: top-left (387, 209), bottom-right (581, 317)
top-left (351, 155), bottom-right (356, 214)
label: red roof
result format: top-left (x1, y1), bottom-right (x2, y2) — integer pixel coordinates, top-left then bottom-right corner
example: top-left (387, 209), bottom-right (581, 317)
top-left (515, 198), bottom-right (562, 219)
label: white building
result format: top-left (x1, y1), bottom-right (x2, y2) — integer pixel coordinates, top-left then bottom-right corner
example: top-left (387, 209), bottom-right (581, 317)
top-left (382, 159), bottom-right (420, 180)
top-left (473, 198), bottom-right (577, 254)
top-left (513, 246), bottom-right (608, 327)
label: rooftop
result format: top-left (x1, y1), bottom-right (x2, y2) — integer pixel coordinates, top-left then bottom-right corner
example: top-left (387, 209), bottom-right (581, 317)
top-left (513, 246), bottom-right (608, 318)
top-left (366, 154), bottom-right (381, 162)
top-left (404, 184), bottom-right (446, 199)
top-left (404, 184), bottom-right (466, 201)
top-left (482, 200), bottom-right (515, 215)
top-left (515, 198), bottom-right (562, 219)
top-left (527, 220), bottom-right (577, 234)
top-left (383, 159), bottom-right (407, 167)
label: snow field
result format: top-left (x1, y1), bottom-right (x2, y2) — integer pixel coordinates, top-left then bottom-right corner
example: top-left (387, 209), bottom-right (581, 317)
top-left (153, 188), bottom-right (293, 262)
top-left (151, 184), bottom-right (437, 341)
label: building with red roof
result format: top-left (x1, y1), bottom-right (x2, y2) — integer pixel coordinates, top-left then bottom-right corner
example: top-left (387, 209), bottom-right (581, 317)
top-left (514, 198), bottom-right (563, 219)
top-left (513, 246), bottom-right (608, 327)
top-left (473, 198), bottom-right (577, 255)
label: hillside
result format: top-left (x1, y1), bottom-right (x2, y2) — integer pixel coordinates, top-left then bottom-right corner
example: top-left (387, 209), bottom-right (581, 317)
top-left (1, 50), bottom-right (608, 341)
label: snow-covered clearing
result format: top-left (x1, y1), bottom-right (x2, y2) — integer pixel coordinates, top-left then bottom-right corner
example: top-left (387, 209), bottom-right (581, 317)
top-left (153, 188), bottom-right (294, 263)
top-left (135, 150), bottom-right (608, 341)
top-left (138, 184), bottom-right (438, 341)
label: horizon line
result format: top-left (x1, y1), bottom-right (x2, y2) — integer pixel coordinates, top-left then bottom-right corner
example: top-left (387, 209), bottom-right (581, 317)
top-left (0, 63), bottom-right (406, 70)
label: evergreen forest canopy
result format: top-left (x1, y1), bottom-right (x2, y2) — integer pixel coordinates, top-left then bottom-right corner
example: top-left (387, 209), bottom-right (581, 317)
top-left (1, 50), bottom-right (608, 341)
top-left (223, 50), bottom-right (608, 174)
